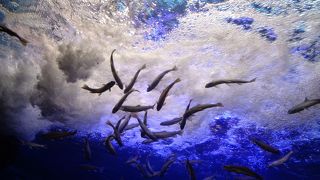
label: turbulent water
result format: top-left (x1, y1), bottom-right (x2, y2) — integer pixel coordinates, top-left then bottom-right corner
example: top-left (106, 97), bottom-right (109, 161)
top-left (1, 0), bottom-right (320, 179)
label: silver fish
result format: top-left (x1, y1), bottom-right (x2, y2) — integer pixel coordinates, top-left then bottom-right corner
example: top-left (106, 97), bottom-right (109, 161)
top-left (186, 159), bottom-right (197, 180)
top-left (0, 24), bottom-right (28, 46)
top-left (147, 66), bottom-right (177, 92)
top-left (82, 81), bottom-right (115, 95)
top-left (205, 78), bottom-right (256, 88)
top-left (180, 103), bottom-right (223, 130)
top-left (160, 99), bottom-right (192, 126)
top-left (288, 98), bottom-right (320, 114)
top-left (132, 114), bottom-right (157, 140)
top-left (106, 121), bottom-right (123, 146)
top-left (112, 89), bottom-right (139, 113)
top-left (268, 151), bottom-right (293, 167)
top-left (124, 64), bottom-right (146, 93)
top-left (157, 78), bottom-right (181, 111)
top-left (104, 135), bottom-right (116, 155)
top-left (120, 104), bottom-right (155, 113)
top-left (110, 49), bottom-right (124, 89)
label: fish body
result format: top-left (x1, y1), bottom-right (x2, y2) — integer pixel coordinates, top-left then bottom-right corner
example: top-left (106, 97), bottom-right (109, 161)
top-left (106, 121), bottom-right (123, 146)
top-left (112, 89), bottom-right (138, 113)
top-left (21, 141), bottom-right (46, 149)
top-left (82, 81), bottom-right (115, 95)
top-left (120, 104), bottom-right (154, 113)
top-left (157, 156), bottom-right (176, 177)
top-left (251, 138), bottom-right (280, 154)
top-left (41, 130), bottom-right (77, 140)
top-left (186, 159), bottom-right (197, 180)
top-left (118, 115), bottom-right (131, 133)
top-left (180, 103), bottom-right (223, 130)
top-left (153, 130), bottom-right (183, 139)
top-left (123, 123), bottom-right (139, 131)
top-left (147, 66), bottom-right (177, 92)
top-left (105, 135), bottom-right (116, 155)
top-left (110, 49), bottom-right (124, 89)
top-left (268, 151), bottom-right (293, 167)
top-left (205, 78), bottom-right (256, 88)
top-left (133, 114), bottom-right (157, 140)
top-left (83, 137), bottom-right (92, 161)
top-left (79, 164), bottom-right (104, 173)
top-left (126, 155), bottom-right (139, 165)
top-left (224, 165), bottom-right (262, 180)
top-left (288, 98), bottom-right (320, 114)
top-left (157, 78), bottom-right (181, 111)
top-left (0, 25), bottom-right (28, 45)
top-left (160, 117), bottom-right (182, 126)
top-left (124, 64), bottom-right (146, 93)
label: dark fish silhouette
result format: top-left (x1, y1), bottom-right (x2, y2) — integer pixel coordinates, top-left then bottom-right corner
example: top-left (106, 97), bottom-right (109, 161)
top-left (83, 137), bottom-right (92, 161)
top-left (132, 114), bottom-right (157, 140)
top-left (205, 78), bottom-right (256, 88)
top-left (186, 159), bottom-right (197, 180)
top-left (82, 81), bottom-right (115, 95)
top-left (124, 64), bottom-right (146, 93)
top-left (110, 49), bottom-right (124, 89)
top-left (106, 121), bottom-right (123, 146)
top-left (0, 24), bottom-right (28, 46)
top-left (224, 165), bottom-right (263, 180)
top-left (104, 135), bottom-right (116, 155)
top-left (143, 111), bottom-right (148, 126)
top-left (268, 151), bottom-right (293, 167)
top-left (41, 130), bottom-right (77, 140)
top-left (157, 78), bottom-right (181, 111)
top-left (147, 66), bottom-right (177, 92)
top-left (126, 155), bottom-right (140, 165)
top-left (180, 103), bottom-right (223, 130)
top-left (288, 98), bottom-right (320, 114)
top-left (152, 130), bottom-right (183, 139)
top-left (160, 99), bottom-right (193, 126)
top-left (79, 164), bottom-right (104, 173)
top-left (251, 138), bottom-right (280, 154)
top-left (118, 115), bottom-right (131, 133)
top-left (123, 123), bottom-right (139, 131)
top-left (120, 104), bottom-right (155, 113)
top-left (112, 89), bottom-right (139, 113)
top-left (157, 155), bottom-right (176, 177)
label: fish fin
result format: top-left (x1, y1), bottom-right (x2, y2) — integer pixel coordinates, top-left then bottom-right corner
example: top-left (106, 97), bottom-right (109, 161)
top-left (304, 97), bottom-right (309, 102)
top-left (172, 65), bottom-right (178, 71)
top-left (250, 77), bottom-right (257, 82)
top-left (175, 78), bottom-right (181, 83)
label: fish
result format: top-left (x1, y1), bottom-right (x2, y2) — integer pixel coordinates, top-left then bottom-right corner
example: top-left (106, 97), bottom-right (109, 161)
top-left (126, 155), bottom-right (140, 165)
top-left (180, 103), bottom-right (223, 130)
top-left (153, 130), bottom-right (183, 139)
top-left (110, 49), bottom-right (124, 89)
top-left (205, 78), bottom-right (256, 88)
top-left (79, 164), bottom-right (104, 173)
top-left (124, 64), bottom-right (147, 93)
top-left (104, 135), bottom-right (116, 155)
top-left (268, 151), bottom-right (293, 167)
top-left (135, 163), bottom-right (153, 178)
top-left (224, 165), bottom-right (263, 180)
top-left (106, 121), bottom-right (123, 146)
top-left (288, 98), bottom-right (320, 114)
top-left (82, 81), bottom-right (115, 95)
top-left (143, 111), bottom-right (148, 126)
top-left (83, 137), bottom-right (92, 161)
top-left (251, 138), bottom-right (280, 154)
top-left (112, 89), bottom-right (139, 113)
top-left (145, 157), bottom-right (156, 175)
top-left (20, 141), bottom-right (47, 149)
top-left (118, 115), bottom-right (131, 133)
top-left (186, 159), bottom-right (197, 180)
top-left (41, 130), bottom-right (77, 140)
top-left (132, 114), bottom-right (157, 140)
top-left (115, 116), bottom-right (126, 131)
top-left (157, 155), bottom-right (176, 177)
top-left (160, 117), bottom-right (183, 126)
top-left (120, 104), bottom-right (155, 113)
top-left (123, 123), bottom-right (139, 131)
top-left (147, 66), bottom-right (177, 92)
top-left (157, 78), bottom-right (181, 111)
top-left (160, 99), bottom-right (193, 126)
top-left (0, 24), bottom-right (28, 46)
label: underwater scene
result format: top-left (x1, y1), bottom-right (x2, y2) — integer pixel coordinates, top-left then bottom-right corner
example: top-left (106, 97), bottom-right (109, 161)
top-left (0, 0), bottom-right (320, 179)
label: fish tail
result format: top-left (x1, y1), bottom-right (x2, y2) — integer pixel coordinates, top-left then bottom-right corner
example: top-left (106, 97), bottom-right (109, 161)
top-left (82, 84), bottom-right (90, 90)
top-left (20, 38), bottom-right (28, 46)
top-left (217, 103), bottom-right (224, 107)
top-left (175, 78), bottom-right (181, 83)
top-left (141, 64), bottom-right (147, 69)
top-left (111, 49), bottom-right (116, 54)
top-left (250, 78), bottom-right (257, 82)
top-left (172, 65), bottom-right (178, 71)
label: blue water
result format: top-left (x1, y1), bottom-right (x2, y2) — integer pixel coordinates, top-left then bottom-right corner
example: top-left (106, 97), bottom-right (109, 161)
top-left (1, 0), bottom-right (320, 179)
